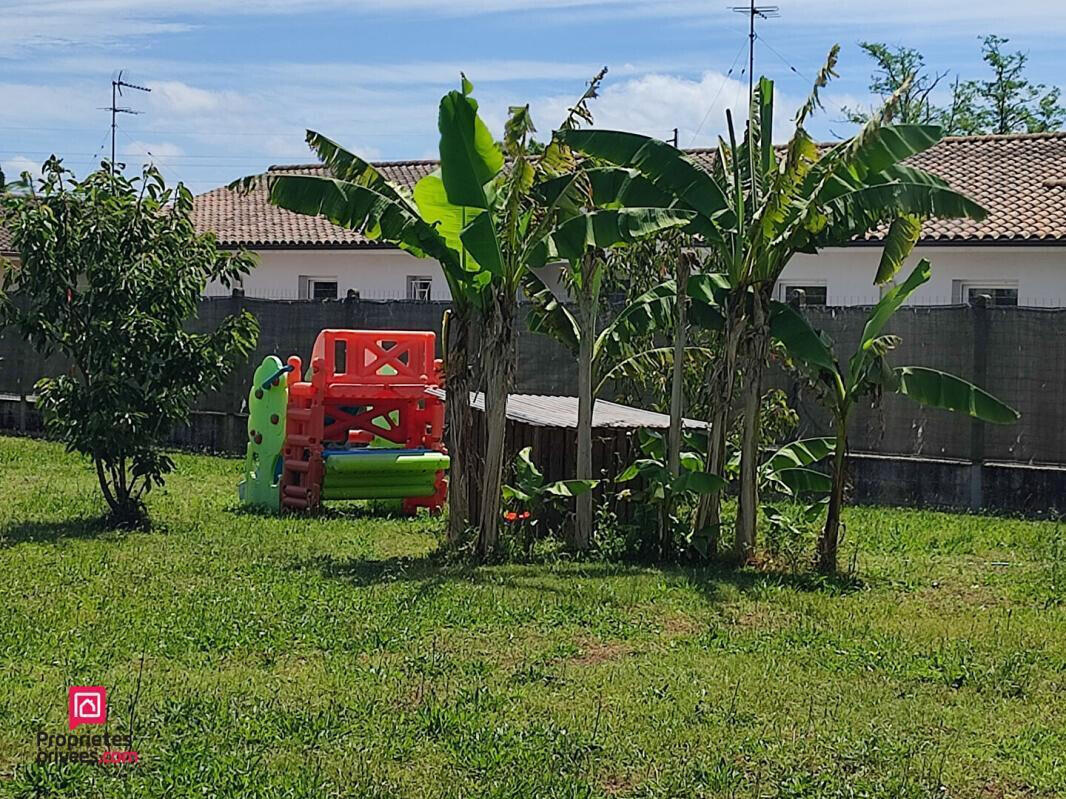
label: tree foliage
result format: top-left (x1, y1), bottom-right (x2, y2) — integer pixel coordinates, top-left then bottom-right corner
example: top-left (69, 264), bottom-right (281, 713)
top-left (965, 35), bottom-right (1066, 134)
top-left (1, 159), bottom-right (259, 525)
top-left (847, 35), bottom-right (1066, 135)
top-left (843, 42), bottom-right (948, 126)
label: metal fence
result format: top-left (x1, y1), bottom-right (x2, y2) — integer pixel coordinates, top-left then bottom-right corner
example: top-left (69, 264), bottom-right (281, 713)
top-left (1, 296), bottom-right (1062, 466)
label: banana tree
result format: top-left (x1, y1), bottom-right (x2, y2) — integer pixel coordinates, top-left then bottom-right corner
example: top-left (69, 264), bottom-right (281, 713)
top-left (230, 112), bottom-right (487, 546)
top-left (773, 259), bottom-right (1019, 572)
top-left (438, 71), bottom-right (687, 555)
top-left (523, 167), bottom-right (696, 548)
top-left (559, 49), bottom-right (988, 563)
top-left (502, 446), bottom-right (598, 555)
top-left (616, 427), bottom-right (728, 557)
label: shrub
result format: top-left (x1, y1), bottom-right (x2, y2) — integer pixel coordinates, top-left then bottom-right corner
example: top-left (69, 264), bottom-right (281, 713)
top-left (0, 159), bottom-right (258, 525)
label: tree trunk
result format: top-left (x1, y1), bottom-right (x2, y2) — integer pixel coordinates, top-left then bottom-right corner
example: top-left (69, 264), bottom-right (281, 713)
top-left (817, 413), bottom-right (849, 574)
top-left (445, 309), bottom-right (474, 547)
top-left (734, 292), bottom-right (768, 564)
top-left (664, 251), bottom-right (691, 557)
top-left (95, 455), bottom-right (146, 528)
top-left (667, 256), bottom-right (690, 478)
top-left (477, 298), bottom-right (516, 559)
top-left (573, 288), bottom-right (596, 551)
top-left (694, 306), bottom-right (745, 553)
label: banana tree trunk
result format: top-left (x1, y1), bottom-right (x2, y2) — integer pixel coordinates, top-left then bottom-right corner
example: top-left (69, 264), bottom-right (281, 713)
top-left (817, 412), bottom-right (849, 574)
top-left (573, 286), bottom-right (596, 550)
top-left (445, 309), bottom-right (473, 547)
top-left (664, 251), bottom-right (691, 556)
top-left (694, 304), bottom-right (745, 552)
top-left (735, 291), bottom-right (768, 564)
top-left (477, 298), bottom-right (516, 559)
top-left (667, 254), bottom-right (690, 478)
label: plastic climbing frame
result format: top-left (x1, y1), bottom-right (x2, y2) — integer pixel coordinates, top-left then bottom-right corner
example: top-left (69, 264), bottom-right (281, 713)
top-left (238, 329), bottom-right (449, 515)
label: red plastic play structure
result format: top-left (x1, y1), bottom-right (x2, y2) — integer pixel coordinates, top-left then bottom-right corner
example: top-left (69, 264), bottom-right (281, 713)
top-left (277, 329), bottom-right (448, 514)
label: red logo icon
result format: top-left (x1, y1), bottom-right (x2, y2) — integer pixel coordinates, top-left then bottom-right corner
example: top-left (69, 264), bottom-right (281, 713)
top-left (68, 687), bottom-right (107, 730)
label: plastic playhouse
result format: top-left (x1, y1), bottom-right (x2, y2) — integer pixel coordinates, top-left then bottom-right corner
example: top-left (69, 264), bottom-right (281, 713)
top-left (238, 329), bottom-right (450, 514)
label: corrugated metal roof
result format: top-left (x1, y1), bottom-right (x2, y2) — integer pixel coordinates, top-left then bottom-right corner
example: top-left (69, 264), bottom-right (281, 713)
top-left (427, 389), bottom-right (707, 430)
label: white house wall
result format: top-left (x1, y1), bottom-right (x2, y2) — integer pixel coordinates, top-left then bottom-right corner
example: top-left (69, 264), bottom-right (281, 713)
top-left (782, 246), bottom-right (1066, 306)
top-left (206, 247), bottom-right (567, 301)
top-left (207, 244), bottom-right (1066, 307)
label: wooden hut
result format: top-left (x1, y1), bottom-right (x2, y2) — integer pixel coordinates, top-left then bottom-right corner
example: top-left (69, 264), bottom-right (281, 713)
top-left (429, 389), bottom-right (707, 514)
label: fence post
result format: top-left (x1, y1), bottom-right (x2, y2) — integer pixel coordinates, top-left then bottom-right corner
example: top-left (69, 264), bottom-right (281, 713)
top-left (17, 375), bottom-right (27, 432)
top-left (968, 294), bottom-right (990, 510)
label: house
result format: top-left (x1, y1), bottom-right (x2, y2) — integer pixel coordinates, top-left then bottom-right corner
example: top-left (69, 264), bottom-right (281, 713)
top-left (191, 160), bottom-right (443, 301)
top-left (6, 132), bottom-right (1066, 306)
top-left (772, 131), bottom-right (1066, 307)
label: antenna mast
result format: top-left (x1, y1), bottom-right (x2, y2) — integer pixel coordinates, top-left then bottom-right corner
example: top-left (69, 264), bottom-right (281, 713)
top-left (731, 1), bottom-right (779, 107)
top-left (103, 71), bottom-right (150, 183)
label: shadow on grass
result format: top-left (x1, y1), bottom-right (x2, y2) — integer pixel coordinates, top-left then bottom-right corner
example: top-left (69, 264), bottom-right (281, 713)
top-left (227, 502), bottom-right (422, 522)
top-left (0, 515), bottom-right (146, 548)
top-left (289, 548), bottom-right (864, 607)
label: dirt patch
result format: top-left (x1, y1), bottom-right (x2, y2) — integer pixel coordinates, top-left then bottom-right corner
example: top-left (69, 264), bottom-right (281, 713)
top-left (725, 604), bottom-right (796, 632)
top-left (569, 637), bottom-right (633, 667)
top-left (600, 773), bottom-right (638, 796)
top-left (914, 575), bottom-right (1008, 612)
top-left (972, 779), bottom-right (1037, 799)
top-left (660, 613), bottom-right (702, 639)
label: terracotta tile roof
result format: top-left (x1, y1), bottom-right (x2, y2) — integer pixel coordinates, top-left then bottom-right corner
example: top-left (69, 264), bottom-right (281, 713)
top-left (686, 130), bottom-right (1066, 244)
top-left (908, 131), bottom-right (1066, 242)
top-left (4, 132), bottom-right (1065, 254)
top-left (186, 160), bottom-right (438, 249)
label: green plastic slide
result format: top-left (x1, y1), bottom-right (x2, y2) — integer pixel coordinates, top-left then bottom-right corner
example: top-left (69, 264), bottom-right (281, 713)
top-left (238, 356), bottom-right (289, 511)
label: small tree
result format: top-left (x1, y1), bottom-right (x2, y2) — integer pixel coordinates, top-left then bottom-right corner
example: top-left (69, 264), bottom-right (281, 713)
top-left (773, 259), bottom-right (1019, 572)
top-left (0, 159), bottom-right (258, 525)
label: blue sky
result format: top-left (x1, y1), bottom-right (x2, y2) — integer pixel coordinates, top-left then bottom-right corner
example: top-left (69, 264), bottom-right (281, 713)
top-left (2, 1), bottom-right (1064, 194)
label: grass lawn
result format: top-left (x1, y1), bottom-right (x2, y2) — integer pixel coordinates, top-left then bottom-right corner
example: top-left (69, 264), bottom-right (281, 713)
top-left (0, 434), bottom-right (1063, 798)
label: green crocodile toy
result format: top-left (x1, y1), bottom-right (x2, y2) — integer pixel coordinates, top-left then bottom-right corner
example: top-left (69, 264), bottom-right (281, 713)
top-left (238, 355), bottom-right (290, 511)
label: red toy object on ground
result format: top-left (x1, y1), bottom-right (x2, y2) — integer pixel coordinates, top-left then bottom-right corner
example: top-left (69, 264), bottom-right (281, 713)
top-left (277, 329), bottom-right (448, 515)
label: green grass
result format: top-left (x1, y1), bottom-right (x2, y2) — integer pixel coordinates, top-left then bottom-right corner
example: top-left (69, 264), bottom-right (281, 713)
top-left (0, 435), bottom-right (1063, 798)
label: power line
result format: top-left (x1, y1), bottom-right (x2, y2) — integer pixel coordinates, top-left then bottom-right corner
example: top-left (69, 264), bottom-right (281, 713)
top-left (0, 123), bottom-right (407, 138)
top-left (689, 39), bottom-right (749, 145)
top-left (0, 149), bottom-right (314, 163)
top-left (755, 33), bottom-right (812, 84)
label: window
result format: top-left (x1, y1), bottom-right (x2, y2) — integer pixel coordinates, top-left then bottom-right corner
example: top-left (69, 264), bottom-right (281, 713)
top-left (953, 280), bottom-right (1018, 307)
top-left (310, 280), bottom-right (338, 300)
top-left (777, 282), bottom-right (827, 307)
top-left (298, 276), bottom-right (338, 300)
top-left (407, 275), bottom-right (432, 301)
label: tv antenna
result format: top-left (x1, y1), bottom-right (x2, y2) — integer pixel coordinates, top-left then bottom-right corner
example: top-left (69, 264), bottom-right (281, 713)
top-left (730, 2), bottom-right (779, 107)
top-left (101, 70), bottom-right (151, 181)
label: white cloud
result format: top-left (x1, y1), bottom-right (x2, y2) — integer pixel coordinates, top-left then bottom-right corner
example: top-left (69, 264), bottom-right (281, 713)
top-left (148, 81), bottom-right (227, 115)
top-left (121, 140), bottom-right (184, 160)
top-left (2, 156), bottom-right (43, 181)
top-left (518, 70), bottom-right (801, 148)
